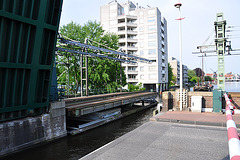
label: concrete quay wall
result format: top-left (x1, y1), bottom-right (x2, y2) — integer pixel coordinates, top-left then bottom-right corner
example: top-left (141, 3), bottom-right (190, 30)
top-left (162, 91), bottom-right (240, 112)
top-left (0, 101), bottom-right (67, 157)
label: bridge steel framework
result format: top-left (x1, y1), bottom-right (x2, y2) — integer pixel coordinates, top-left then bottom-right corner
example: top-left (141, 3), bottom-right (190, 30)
top-left (0, 0), bottom-right (63, 122)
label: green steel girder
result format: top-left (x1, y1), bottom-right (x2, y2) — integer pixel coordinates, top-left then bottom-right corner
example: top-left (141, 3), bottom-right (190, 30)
top-left (0, 0), bottom-right (63, 122)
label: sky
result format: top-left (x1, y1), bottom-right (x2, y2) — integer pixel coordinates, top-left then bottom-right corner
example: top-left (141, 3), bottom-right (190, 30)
top-left (59, 0), bottom-right (240, 74)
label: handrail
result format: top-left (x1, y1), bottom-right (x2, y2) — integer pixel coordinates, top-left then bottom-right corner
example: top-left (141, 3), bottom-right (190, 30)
top-left (224, 93), bottom-right (240, 160)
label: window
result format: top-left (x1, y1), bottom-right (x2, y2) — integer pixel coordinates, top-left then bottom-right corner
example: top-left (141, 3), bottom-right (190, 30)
top-left (149, 66), bottom-right (156, 71)
top-left (140, 66), bottom-right (144, 71)
top-left (149, 74), bottom-right (157, 80)
top-left (148, 25), bottom-right (156, 31)
top-left (148, 41), bottom-right (156, 47)
top-left (148, 33), bottom-right (156, 39)
top-left (148, 17), bottom-right (155, 23)
top-left (140, 74), bottom-right (144, 80)
top-left (140, 50), bottom-right (144, 55)
top-left (148, 49), bottom-right (156, 55)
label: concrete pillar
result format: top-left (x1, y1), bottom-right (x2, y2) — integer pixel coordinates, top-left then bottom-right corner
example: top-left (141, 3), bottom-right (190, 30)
top-left (156, 83), bottom-right (159, 93)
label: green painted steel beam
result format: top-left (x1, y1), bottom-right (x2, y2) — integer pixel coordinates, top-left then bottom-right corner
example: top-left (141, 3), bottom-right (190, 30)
top-left (0, 0), bottom-right (63, 122)
top-left (0, 10), bottom-right (58, 31)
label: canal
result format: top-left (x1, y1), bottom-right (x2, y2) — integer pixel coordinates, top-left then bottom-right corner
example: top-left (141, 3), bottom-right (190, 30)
top-left (4, 106), bottom-right (157, 160)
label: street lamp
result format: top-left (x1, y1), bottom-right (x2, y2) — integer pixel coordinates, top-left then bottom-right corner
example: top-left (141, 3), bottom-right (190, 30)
top-left (174, 0), bottom-right (184, 111)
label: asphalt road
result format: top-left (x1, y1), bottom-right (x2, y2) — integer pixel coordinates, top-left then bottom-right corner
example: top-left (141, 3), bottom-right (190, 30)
top-left (80, 121), bottom-right (229, 160)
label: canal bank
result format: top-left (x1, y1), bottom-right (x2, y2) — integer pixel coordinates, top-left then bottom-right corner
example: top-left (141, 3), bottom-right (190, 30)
top-left (1, 106), bottom-right (157, 160)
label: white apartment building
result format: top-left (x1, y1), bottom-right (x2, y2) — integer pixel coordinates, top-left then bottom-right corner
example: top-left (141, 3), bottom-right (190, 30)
top-left (100, 0), bottom-right (168, 92)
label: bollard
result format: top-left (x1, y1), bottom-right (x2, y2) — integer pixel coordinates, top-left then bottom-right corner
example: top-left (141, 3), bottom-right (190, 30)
top-left (224, 93), bottom-right (240, 160)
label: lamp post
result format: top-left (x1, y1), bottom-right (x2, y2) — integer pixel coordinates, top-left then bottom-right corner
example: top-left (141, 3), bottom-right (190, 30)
top-left (174, 1), bottom-right (184, 111)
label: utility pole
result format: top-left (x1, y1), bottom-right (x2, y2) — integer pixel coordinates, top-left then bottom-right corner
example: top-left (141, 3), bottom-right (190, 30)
top-left (174, 0), bottom-right (184, 111)
top-left (214, 13), bottom-right (226, 91)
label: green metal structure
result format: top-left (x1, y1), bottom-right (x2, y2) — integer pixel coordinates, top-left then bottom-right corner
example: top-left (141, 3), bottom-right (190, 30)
top-left (0, 0), bottom-right (63, 122)
top-left (213, 89), bottom-right (223, 112)
top-left (214, 13), bottom-right (226, 91)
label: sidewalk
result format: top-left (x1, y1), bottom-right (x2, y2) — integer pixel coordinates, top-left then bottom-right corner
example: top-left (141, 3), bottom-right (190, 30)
top-left (150, 111), bottom-right (240, 128)
top-left (80, 120), bottom-right (229, 160)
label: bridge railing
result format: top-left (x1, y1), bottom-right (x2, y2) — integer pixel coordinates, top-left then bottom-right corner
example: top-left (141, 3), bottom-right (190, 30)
top-left (224, 93), bottom-right (240, 160)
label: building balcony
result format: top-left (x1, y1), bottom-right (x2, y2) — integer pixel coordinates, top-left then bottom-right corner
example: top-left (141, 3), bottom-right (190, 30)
top-left (127, 78), bottom-right (138, 83)
top-left (126, 22), bottom-right (137, 27)
top-left (161, 48), bottom-right (165, 53)
top-left (126, 30), bottom-right (137, 35)
top-left (119, 38), bottom-right (126, 43)
top-left (161, 41), bottom-right (164, 46)
top-left (162, 55), bottom-right (165, 60)
top-left (126, 15), bottom-right (137, 20)
top-left (127, 46), bottom-right (138, 51)
top-left (127, 70), bottom-right (138, 74)
top-left (117, 22), bottom-right (126, 27)
top-left (161, 26), bottom-right (165, 32)
top-left (126, 38), bottom-right (138, 43)
top-left (161, 33), bottom-right (164, 38)
top-left (118, 30), bottom-right (126, 35)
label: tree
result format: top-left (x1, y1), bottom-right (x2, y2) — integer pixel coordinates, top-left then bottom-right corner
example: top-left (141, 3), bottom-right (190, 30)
top-left (168, 63), bottom-right (175, 87)
top-left (187, 69), bottom-right (202, 84)
top-left (194, 68), bottom-right (204, 77)
top-left (128, 83), bottom-right (145, 92)
top-left (204, 76), bottom-right (212, 81)
top-left (57, 21), bottom-right (127, 94)
top-left (187, 70), bottom-right (196, 82)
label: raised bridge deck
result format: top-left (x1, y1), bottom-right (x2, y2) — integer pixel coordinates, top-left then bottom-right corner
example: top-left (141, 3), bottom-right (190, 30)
top-left (64, 92), bottom-right (158, 117)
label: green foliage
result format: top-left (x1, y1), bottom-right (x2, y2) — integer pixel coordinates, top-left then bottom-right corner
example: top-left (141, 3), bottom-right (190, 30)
top-left (187, 70), bottom-right (196, 81)
top-left (190, 76), bottom-right (201, 83)
top-left (57, 21), bottom-right (127, 94)
top-left (204, 76), bottom-right (212, 81)
top-left (187, 69), bottom-right (201, 83)
top-left (168, 63), bottom-right (175, 87)
top-left (128, 83), bottom-right (145, 92)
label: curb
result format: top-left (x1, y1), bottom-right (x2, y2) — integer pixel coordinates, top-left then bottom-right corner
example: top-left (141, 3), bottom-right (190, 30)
top-left (150, 117), bottom-right (228, 127)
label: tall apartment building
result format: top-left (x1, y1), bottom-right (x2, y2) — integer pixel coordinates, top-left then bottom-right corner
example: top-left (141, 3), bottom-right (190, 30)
top-left (100, 1), bottom-right (168, 92)
top-left (168, 57), bottom-right (180, 85)
top-left (168, 57), bottom-right (188, 85)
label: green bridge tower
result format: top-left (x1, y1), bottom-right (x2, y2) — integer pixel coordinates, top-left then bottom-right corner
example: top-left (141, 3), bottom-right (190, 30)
top-left (214, 13), bottom-right (226, 91)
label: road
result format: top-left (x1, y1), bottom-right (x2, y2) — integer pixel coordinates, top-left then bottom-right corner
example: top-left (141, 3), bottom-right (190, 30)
top-left (81, 121), bottom-right (229, 160)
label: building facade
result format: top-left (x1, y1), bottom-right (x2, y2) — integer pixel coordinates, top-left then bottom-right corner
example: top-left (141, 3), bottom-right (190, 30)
top-left (100, 1), bottom-right (168, 92)
top-left (168, 57), bottom-right (188, 86)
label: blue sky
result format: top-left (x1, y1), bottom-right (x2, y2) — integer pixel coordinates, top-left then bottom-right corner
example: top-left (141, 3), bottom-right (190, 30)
top-left (60, 0), bottom-right (240, 74)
